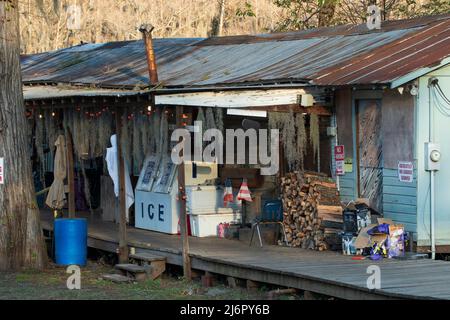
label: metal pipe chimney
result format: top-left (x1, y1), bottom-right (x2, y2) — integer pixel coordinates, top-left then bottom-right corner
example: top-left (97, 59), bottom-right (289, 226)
top-left (139, 23), bottom-right (159, 86)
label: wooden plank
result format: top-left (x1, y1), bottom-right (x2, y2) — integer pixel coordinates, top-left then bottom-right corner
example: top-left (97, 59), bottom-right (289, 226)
top-left (383, 185), bottom-right (417, 196)
top-left (383, 212), bottom-right (417, 224)
top-left (383, 176), bottom-right (417, 187)
top-left (357, 99), bottom-right (383, 213)
top-left (155, 88), bottom-right (310, 108)
top-left (129, 252), bottom-right (166, 262)
top-left (102, 274), bottom-right (133, 283)
top-left (383, 203), bottom-right (417, 214)
top-left (383, 194), bottom-right (417, 206)
top-left (39, 210), bottom-right (450, 300)
top-left (381, 90), bottom-right (414, 169)
top-left (115, 264), bottom-right (146, 273)
top-left (176, 105), bottom-right (192, 280)
top-left (251, 104), bottom-right (332, 115)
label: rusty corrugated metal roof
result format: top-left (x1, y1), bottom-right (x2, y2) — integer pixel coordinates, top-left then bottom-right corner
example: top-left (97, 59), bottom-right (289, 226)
top-left (21, 14), bottom-right (450, 89)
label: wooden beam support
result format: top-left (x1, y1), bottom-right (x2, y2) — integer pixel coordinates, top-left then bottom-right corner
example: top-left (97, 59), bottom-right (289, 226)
top-left (176, 105), bottom-right (192, 280)
top-left (115, 107), bottom-right (129, 264)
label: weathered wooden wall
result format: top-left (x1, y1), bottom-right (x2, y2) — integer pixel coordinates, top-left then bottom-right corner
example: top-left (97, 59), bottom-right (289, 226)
top-left (380, 89), bottom-right (417, 233)
top-left (334, 88), bottom-right (355, 202)
top-left (381, 89), bottom-right (415, 169)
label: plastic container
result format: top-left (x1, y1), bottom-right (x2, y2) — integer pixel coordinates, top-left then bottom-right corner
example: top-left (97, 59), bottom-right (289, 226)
top-left (343, 209), bottom-right (358, 234)
top-left (54, 218), bottom-right (87, 266)
top-left (190, 213), bottom-right (241, 237)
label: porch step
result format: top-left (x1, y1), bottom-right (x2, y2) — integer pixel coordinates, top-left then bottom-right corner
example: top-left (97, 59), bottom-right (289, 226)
top-left (130, 252), bottom-right (166, 263)
top-left (115, 263), bottom-right (146, 273)
top-left (101, 273), bottom-right (134, 283)
top-left (128, 253), bottom-right (166, 280)
top-left (115, 263), bottom-right (148, 281)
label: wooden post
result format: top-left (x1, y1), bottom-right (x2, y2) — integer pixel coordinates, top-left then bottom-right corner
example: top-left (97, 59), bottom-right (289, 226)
top-left (115, 108), bottom-right (129, 264)
top-left (65, 127), bottom-right (75, 218)
top-left (176, 106), bottom-right (191, 280)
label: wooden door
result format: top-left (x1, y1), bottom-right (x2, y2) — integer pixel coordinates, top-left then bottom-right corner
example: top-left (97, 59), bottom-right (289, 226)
top-left (357, 99), bottom-right (383, 213)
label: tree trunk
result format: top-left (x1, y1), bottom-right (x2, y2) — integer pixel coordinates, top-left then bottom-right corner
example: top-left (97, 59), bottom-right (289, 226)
top-left (318, 0), bottom-right (337, 27)
top-left (217, 0), bottom-right (226, 36)
top-left (0, 0), bottom-right (46, 270)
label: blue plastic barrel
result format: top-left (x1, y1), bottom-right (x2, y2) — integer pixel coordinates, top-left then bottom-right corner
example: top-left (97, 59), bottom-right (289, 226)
top-left (54, 218), bottom-right (87, 266)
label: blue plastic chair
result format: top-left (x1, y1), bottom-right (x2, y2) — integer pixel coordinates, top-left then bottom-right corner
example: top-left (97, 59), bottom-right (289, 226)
top-left (250, 200), bottom-right (288, 247)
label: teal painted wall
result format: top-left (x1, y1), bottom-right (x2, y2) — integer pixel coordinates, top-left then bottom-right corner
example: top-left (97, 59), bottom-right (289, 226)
top-left (334, 88), bottom-right (418, 234)
top-left (382, 168), bottom-right (417, 233)
top-left (416, 64), bottom-right (450, 248)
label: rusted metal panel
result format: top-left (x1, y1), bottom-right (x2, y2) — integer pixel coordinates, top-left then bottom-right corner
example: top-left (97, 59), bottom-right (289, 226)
top-left (312, 19), bottom-right (450, 85)
top-left (21, 14), bottom-right (450, 90)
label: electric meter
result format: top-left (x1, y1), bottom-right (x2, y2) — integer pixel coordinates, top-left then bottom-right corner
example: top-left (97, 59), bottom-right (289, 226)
top-left (425, 142), bottom-right (441, 171)
top-left (430, 150), bottom-right (441, 162)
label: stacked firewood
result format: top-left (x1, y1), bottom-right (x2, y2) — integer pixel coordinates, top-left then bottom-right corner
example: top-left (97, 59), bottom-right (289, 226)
top-left (280, 171), bottom-right (343, 251)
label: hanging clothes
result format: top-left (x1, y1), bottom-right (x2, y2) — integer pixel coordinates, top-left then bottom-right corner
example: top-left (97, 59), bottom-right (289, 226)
top-left (105, 134), bottom-right (134, 222)
top-left (45, 135), bottom-right (67, 209)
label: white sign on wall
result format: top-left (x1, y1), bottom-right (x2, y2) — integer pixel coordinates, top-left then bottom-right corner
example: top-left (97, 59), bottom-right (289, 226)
top-left (0, 158), bottom-right (4, 184)
top-left (398, 161), bottom-right (414, 183)
top-left (335, 145), bottom-right (345, 176)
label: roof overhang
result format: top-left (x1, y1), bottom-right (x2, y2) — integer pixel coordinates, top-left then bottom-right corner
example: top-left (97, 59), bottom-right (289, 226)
top-left (389, 56), bottom-right (450, 89)
top-left (23, 85), bottom-right (144, 100)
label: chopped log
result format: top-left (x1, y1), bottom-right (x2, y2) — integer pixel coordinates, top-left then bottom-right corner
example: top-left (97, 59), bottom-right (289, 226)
top-left (280, 171), bottom-right (343, 251)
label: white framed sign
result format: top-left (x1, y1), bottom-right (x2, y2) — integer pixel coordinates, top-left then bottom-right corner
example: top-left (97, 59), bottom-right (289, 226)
top-left (335, 145), bottom-right (345, 176)
top-left (398, 161), bottom-right (414, 183)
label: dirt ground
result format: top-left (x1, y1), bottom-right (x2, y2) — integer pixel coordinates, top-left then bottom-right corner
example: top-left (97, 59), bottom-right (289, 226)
top-left (0, 260), bottom-right (302, 300)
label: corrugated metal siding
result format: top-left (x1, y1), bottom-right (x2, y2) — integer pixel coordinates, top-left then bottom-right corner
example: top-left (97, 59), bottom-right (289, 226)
top-left (382, 168), bottom-right (417, 233)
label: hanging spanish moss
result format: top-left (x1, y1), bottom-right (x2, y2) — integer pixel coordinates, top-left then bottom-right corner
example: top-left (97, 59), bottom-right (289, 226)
top-left (140, 113), bottom-right (150, 158)
top-left (159, 108), bottom-right (169, 157)
top-left (44, 110), bottom-right (59, 157)
top-left (205, 107), bottom-right (216, 131)
top-left (132, 111), bottom-right (142, 175)
top-left (152, 108), bottom-right (161, 155)
top-left (214, 107), bottom-right (224, 133)
top-left (119, 111), bottom-right (132, 167)
top-left (132, 110), bottom-right (154, 175)
top-left (282, 109), bottom-right (298, 171)
top-left (268, 111), bottom-right (309, 171)
top-left (34, 111), bottom-right (46, 186)
top-left (196, 107), bottom-right (206, 148)
top-left (79, 159), bottom-right (94, 215)
top-left (268, 111), bottom-right (283, 130)
top-left (196, 107), bottom-right (206, 131)
top-left (96, 110), bottom-right (113, 158)
top-left (62, 109), bottom-right (88, 211)
top-left (309, 113), bottom-right (320, 166)
top-left (296, 113), bottom-right (307, 170)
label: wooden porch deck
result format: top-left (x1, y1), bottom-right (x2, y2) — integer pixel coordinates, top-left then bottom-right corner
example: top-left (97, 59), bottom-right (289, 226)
top-left (40, 211), bottom-right (450, 300)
